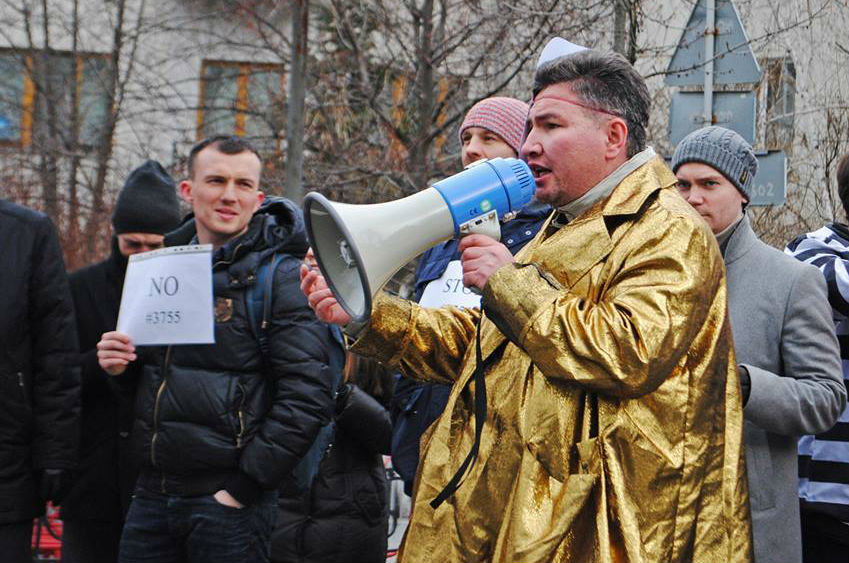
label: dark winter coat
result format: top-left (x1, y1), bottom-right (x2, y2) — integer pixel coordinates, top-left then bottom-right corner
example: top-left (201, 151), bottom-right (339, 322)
top-left (130, 198), bottom-right (336, 506)
top-left (0, 199), bottom-right (79, 524)
top-left (61, 239), bottom-right (139, 522)
top-left (272, 383), bottom-right (392, 563)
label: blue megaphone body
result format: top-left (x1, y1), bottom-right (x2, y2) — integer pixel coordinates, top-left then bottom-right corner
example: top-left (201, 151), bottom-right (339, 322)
top-left (303, 157), bottom-right (537, 322)
top-left (431, 157), bottom-right (536, 239)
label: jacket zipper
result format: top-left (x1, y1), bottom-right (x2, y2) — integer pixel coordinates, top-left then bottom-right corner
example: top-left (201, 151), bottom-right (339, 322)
top-left (212, 241), bottom-right (245, 271)
top-left (213, 242), bottom-right (251, 447)
top-left (236, 383), bottom-right (247, 448)
top-left (17, 372), bottom-right (27, 402)
top-left (217, 240), bottom-right (256, 450)
top-left (151, 346), bottom-right (173, 492)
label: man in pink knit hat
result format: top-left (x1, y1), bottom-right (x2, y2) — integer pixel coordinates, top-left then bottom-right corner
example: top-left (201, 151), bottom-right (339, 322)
top-left (458, 96), bottom-right (530, 166)
top-left (388, 96), bottom-right (551, 495)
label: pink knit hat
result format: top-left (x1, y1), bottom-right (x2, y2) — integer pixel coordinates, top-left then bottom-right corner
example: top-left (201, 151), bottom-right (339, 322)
top-left (458, 97), bottom-right (530, 155)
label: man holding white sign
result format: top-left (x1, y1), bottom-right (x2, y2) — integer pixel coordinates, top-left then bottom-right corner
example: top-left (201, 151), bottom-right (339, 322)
top-left (97, 136), bottom-right (337, 563)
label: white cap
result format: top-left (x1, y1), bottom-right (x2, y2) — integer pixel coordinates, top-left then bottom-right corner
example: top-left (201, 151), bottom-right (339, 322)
top-left (536, 37), bottom-right (588, 68)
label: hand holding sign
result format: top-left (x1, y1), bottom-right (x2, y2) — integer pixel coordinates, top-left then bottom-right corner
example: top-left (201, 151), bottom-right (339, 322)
top-left (116, 245), bottom-right (215, 345)
top-left (97, 331), bottom-right (136, 375)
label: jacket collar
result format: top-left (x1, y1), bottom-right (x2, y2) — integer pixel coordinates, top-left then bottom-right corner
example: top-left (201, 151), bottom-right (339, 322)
top-left (547, 153), bottom-right (676, 236)
top-left (558, 147), bottom-right (657, 222)
top-left (829, 222), bottom-right (849, 241)
top-left (480, 154), bottom-right (676, 362)
top-left (524, 154), bottom-right (676, 294)
top-left (722, 213), bottom-right (758, 266)
top-left (599, 153), bottom-right (676, 219)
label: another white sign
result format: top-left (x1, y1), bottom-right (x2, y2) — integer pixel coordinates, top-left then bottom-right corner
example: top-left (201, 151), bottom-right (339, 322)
top-left (418, 260), bottom-right (482, 310)
top-left (117, 245), bottom-right (215, 345)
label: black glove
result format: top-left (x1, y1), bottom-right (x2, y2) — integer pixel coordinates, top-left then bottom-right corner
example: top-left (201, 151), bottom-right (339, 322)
top-left (738, 365), bottom-right (751, 406)
top-left (335, 383), bottom-right (353, 415)
top-left (40, 469), bottom-right (72, 505)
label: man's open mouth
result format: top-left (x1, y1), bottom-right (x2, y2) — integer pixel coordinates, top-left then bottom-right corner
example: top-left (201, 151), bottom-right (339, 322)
top-left (530, 164), bottom-right (551, 181)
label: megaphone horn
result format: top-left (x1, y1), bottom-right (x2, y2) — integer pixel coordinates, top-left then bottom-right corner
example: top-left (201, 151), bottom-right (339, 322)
top-left (304, 157), bottom-right (535, 323)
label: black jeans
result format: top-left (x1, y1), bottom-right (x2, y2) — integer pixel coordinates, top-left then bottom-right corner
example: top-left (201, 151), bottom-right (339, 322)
top-left (118, 489), bottom-right (277, 563)
top-left (801, 511), bottom-right (849, 563)
top-left (0, 520), bottom-right (33, 563)
top-left (61, 518), bottom-right (123, 563)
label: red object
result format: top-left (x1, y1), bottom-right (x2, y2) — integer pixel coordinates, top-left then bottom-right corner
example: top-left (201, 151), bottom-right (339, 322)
top-left (32, 502), bottom-right (63, 562)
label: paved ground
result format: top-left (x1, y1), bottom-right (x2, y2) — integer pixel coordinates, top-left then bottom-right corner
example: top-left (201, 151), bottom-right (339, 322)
top-left (386, 471), bottom-right (411, 563)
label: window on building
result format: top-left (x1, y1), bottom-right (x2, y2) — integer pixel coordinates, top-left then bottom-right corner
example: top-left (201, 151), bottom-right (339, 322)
top-left (377, 70), bottom-right (463, 162)
top-left (0, 49), bottom-right (111, 148)
top-left (761, 55), bottom-right (796, 150)
top-left (198, 60), bottom-right (285, 149)
top-left (0, 55), bottom-right (25, 143)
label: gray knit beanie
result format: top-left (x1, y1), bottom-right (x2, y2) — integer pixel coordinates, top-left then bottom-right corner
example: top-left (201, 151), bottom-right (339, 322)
top-left (112, 160), bottom-right (181, 235)
top-left (671, 126), bottom-right (758, 201)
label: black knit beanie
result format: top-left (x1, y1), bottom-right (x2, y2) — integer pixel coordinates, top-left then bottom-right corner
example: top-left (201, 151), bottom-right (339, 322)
top-left (112, 160), bottom-right (181, 235)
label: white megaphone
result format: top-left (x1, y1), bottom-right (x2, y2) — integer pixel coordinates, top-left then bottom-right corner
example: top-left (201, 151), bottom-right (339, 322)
top-left (303, 157), bottom-right (536, 323)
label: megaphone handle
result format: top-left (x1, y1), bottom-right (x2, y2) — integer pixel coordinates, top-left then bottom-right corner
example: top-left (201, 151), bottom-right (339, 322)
top-left (458, 211), bottom-right (501, 241)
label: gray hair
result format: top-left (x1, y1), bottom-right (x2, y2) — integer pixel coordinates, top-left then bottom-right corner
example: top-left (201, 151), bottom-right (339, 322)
top-left (533, 50), bottom-right (650, 157)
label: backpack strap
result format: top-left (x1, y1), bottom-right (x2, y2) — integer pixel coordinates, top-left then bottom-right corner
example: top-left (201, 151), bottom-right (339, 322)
top-left (245, 252), bottom-right (349, 491)
top-left (246, 252), bottom-right (284, 365)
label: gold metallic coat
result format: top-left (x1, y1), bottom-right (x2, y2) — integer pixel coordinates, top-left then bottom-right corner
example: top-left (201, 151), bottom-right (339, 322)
top-left (353, 156), bottom-right (752, 563)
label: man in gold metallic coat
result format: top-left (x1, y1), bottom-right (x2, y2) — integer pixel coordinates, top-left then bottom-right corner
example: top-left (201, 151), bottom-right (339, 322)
top-left (302, 50), bottom-right (753, 563)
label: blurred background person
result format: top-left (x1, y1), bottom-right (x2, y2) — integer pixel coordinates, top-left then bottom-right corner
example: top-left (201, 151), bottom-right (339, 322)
top-left (0, 198), bottom-right (79, 563)
top-left (272, 353), bottom-right (394, 563)
top-left (390, 96), bottom-right (550, 495)
top-left (61, 161), bottom-right (182, 563)
top-left (785, 150), bottom-right (849, 563)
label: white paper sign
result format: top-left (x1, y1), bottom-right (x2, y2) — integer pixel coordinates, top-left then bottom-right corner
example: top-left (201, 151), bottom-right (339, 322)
top-left (418, 260), bottom-right (482, 310)
top-left (116, 245), bottom-right (215, 345)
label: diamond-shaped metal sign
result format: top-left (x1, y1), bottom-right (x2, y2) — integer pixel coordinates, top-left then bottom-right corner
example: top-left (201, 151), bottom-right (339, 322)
top-left (666, 0), bottom-right (761, 86)
top-left (669, 91), bottom-right (756, 146)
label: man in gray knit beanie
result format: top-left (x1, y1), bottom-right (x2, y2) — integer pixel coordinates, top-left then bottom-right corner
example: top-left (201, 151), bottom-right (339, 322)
top-left (674, 126), bottom-right (847, 563)
top-left (672, 125), bottom-right (758, 236)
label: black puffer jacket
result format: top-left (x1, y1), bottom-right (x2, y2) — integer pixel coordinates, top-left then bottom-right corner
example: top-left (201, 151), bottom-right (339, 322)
top-left (0, 199), bottom-right (79, 523)
top-left (131, 198), bottom-right (336, 506)
top-left (272, 383), bottom-right (392, 563)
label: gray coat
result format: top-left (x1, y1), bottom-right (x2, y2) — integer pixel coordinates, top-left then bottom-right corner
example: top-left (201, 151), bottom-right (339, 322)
top-left (723, 214), bottom-right (847, 563)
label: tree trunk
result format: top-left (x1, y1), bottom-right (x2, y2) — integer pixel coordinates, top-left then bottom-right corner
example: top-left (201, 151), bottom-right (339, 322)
top-left (285, 0), bottom-right (308, 203)
top-left (613, 0), bottom-right (627, 56)
top-left (38, 0), bottom-right (60, 224)
top-left (410, 0), bottom-right (435, 190)
top-left (86, 0), bottom-right (126, 262)
top-left (66, 0), bottom-right (81, 268)
top-left (613, 0), bottom-right (640, 64)
top-left (627, 0), bottom-right (640, 65)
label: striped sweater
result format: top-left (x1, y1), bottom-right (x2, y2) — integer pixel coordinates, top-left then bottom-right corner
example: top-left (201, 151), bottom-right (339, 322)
top-left (786, 223), bottom-right (849, 521)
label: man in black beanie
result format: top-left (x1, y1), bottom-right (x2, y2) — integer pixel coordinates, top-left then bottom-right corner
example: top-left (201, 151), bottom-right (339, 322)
top-left (61, 160), bottom-right (181, 563)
